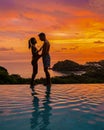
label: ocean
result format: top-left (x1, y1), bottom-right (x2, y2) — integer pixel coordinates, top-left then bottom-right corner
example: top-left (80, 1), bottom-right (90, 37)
top-left (0, 60), bottom-right (65, 78)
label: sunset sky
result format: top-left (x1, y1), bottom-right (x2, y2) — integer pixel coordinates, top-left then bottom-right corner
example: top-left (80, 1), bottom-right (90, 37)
top-left (0, 0), bottom-right (104, 64)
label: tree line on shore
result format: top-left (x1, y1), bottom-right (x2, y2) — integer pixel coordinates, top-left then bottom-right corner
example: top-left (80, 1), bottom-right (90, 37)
top-left (0, 59), bottom-right (104, 84)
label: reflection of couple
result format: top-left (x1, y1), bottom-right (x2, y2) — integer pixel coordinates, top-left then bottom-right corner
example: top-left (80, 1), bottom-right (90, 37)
top-left (28, 32), bottom-right (51, 90)
top-left (30, 86), bottom-right (52, 130)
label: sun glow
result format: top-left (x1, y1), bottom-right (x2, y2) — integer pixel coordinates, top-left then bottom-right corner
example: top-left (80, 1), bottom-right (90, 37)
top-left (0, 0), bottom-right (104, 63)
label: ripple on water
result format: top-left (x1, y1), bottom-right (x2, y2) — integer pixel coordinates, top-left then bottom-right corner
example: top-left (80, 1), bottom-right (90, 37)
top-left (0, 84), bottom-right (104, 130)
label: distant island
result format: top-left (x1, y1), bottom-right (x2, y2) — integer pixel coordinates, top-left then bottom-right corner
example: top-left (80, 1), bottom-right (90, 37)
top-left (0, 59), bottom-right (104, 84)
top-left (52, 59), bottom-right (104, 72)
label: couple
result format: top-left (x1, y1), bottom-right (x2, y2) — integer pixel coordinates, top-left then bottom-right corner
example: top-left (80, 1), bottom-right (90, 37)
top-left (28, 32), bottom-right (51, 91)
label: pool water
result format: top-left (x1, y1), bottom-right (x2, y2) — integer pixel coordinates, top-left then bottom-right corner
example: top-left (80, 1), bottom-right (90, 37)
top-left (0, 84), bottom-right (104, 130)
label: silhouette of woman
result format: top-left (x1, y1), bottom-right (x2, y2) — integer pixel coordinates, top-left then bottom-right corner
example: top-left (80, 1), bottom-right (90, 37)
top-left (28, 37), bottom-right (41, 91)
top-left (30, 86), bottom-right (52, 130)
top-left (30, 96), bottom-right (40, 129)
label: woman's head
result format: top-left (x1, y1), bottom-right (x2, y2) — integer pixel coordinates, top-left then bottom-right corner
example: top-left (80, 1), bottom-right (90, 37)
top-left (28, 37), bottom-right (37, 49)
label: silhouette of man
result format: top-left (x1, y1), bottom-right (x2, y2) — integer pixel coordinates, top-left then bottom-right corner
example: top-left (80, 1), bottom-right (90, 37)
top-left (30, 86), bottom-right (52, 130)
top-left (38, 32), bottom-right (51, 86)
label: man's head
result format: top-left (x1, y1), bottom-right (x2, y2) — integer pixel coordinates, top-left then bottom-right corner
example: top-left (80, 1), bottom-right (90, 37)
top-left (38, 32), bottom-right (46, 41)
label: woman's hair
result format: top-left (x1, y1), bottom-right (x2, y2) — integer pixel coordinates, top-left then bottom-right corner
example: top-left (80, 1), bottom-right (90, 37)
top-left (28, 37), bottom-right (37, 49)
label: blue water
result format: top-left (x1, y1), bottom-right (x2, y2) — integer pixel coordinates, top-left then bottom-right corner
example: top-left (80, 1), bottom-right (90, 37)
top-left (0, 84), bottom-right (104, 130)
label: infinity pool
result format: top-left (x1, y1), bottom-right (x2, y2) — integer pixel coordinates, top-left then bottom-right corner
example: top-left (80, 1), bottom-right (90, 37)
top-left (0, 84), bottom-right (104, 130)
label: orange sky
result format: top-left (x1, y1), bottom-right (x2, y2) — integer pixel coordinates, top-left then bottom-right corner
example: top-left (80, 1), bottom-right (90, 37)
top-left (0, 0), bottom-right (104, 64)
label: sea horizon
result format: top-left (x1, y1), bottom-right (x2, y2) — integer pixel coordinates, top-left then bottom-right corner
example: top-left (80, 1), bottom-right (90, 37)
top-left (1, 56), bottom-right (104, 79)
top-left (0, 59), bottom-right (67, 78)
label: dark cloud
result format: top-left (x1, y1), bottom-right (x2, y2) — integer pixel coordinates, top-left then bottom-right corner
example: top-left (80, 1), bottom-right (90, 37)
top-left (0, 0), bottom-right (89, 13)
top-left (0, 47), bottom-right (14, 51)
top-left (0, 31), bottom-right (22, 39)
top-left (61, 48), bottom-right (67, 50)
top-left (100, 28), bottom-right (104, 32)
top-left (0, 30), bottom-right (39, 39)
top-left (88, 0), bottom-right (104, 15)
top-left (19, 14), bottom-right (33, 21)
top-left (55, 0), bottom-right (89, 8)
top-left (70, 46), bottom-right (79, 50)
top-left (94, 40), bottom-right (104, 44)
top-left (0, 31), bottom-right (27, 39)
top-left (0, 0), bottom-right (104, 16)
top-left (0, 0), bottom-right (16, 11)
top-left (99, 51), bottom-right (104, 54)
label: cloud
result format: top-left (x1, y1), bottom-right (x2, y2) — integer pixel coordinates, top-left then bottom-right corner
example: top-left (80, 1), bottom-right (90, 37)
top-left (94, 40), bottom-right (104, 44)
top-left (100, 28), bottom-right (104, 31)
top-left (0, 31), bottom-right (24, 39)
top-left (0, 51), bottom-right (30, 62)
top-left (61, 48), bottom-right (67, 50)
top-left (89, 0), bottom-right (104, 15)
top-left (0, 47), bottom-right (14, 51)
top-left (69, 46), bottom-right (79, 50)
top-left (0, 30), bottom-right (38, 39)
top-left (0, 0), bottom-right (16, 11)
top-left (55, 0), bottom-right (89, 9)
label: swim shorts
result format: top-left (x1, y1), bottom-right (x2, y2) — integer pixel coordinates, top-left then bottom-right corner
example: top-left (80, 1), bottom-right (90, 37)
top-left (42, 54), bottom-right (51, 68)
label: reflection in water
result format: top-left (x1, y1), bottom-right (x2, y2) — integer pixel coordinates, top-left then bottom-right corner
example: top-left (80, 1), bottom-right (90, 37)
top-left (30, 86), bottom-right (52, 130)
top-left (30, 96), bottom-right (40, 129)
top-left (0, 84), bottom-right (104, 130)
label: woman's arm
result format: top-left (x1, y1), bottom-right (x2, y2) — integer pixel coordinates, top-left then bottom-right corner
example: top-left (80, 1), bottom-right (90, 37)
top-left (37, 45), bottom-right (43, 52)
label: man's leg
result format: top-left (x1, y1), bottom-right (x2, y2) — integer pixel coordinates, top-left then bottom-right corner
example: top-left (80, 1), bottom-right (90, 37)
top-left (44, 67), bottom-right (51, 86)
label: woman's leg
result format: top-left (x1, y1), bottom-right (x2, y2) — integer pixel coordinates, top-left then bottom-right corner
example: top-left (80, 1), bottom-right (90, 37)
top-left (30, 63), bottom-right (38, 87)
